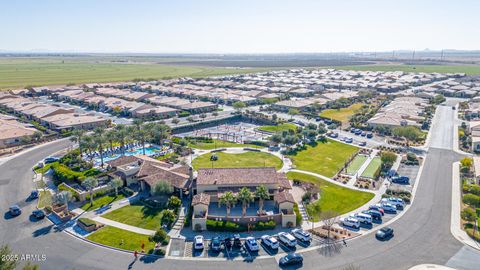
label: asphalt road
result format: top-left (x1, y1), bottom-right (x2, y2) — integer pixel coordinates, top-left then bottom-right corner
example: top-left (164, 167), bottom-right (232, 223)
top-left (1, 102), bottom-right (479, 270)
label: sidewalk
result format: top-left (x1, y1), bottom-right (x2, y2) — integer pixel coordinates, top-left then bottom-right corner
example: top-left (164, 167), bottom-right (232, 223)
top-left (92, 216), bottom-right (155, 235)
top-left (450, 162), bottom-right (480, 251)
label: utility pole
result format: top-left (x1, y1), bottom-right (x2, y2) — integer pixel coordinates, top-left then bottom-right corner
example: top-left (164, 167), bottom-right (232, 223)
top-left (412, 50), bottom-right (415, 61)
top-left (440, 49), bottom-right (444, 61)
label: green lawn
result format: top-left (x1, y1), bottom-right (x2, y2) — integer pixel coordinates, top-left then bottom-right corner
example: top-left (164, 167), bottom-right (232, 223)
top-left (345, 155), bottom-right (368, 176)
top-left (287, 172), bottom-right (374, 221)
top-left (320, 103), bottom-right (364, 123)
top-left (102, 203), bottom-right (164, 230)
top-left (288, 139), bottom-right (358, 177)
top-left (80, 194), bottom-right (126, 211)
top-left (0, 58), bottom-right (272, 89)
top-left (37, 190), bottom-right (52, 209)
top-left (86, 226), bottom-right (155, 252)
top-left (192, 151), bottom-right (283, 170)
top-left (333, 65), bottom-right (480, 75)
top-left (258, 123), bottom-right (297, 133)
top-left (361, 157), bottom-right (382, 179)
top-left (188, 139), bottom-right (263, 150)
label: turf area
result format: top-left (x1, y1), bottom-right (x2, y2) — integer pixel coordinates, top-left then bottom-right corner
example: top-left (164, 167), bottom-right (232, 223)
top-left (86, 226), bottom-right (155, 252)
top-left (101, 203), bottom-right (164, 230)
top-left (257, 123), bottom-right (297, 133)
top-left (192, 151), bottom-right (283, 170)
top-left (80, 194), bottom-right (126, 211)
top-left (320, 103), bottom-right (364, 123)
top-left (286, 172), bottom-right (374, 221)
top-left (345, 155), bottom-right (368, 175)
top-left (37, 190), bottom-right (52, 209)
top-left (187, 139), bottom-right (263, 150)
top-left (361, 157), bottom-right (382, 179)
top-left (0, 58), bottom-right (271, 89)
top-left (287, 139), bottom-right (358, 178)
top-left (334, 65), bottom-right (480, 75)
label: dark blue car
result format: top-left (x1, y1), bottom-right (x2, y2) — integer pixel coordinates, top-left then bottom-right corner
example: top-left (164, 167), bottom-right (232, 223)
top-left (391, 176), bottom-right (409, 184)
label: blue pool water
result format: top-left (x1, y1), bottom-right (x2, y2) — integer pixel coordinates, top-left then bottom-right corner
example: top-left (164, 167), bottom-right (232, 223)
top-left (97, 146), bottom-right (162, 164)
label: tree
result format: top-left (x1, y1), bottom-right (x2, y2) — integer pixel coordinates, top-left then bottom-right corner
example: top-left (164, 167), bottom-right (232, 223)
top-left (152, 181), bottom-right (173, 195)
top-left (150, 123), bottom-right (170, 146)
top-left (270, 133), bottom-right (282, 145)
top-left (114, 125), bottom-right (129, 156)
top-left (381, 151), bottom-right (397, 170)
top-left (53, 190), bottom-right (71, 208)
top-left (0, 245), bottom-right (18, 270)
top-left (32, 131), bottom-right (42, 142)
top-left (82, 177), bottom-right (98, 206)
top-left (81, 135), bottom-right (96, 160)
top-left (199, 113), bottom-right (207, 120)
top-left (171, 118), bottom-right (180, 124)
top-left (255, 185), bottom-right (270, 213)
top-left (461, 157), bottom-right (473, 168)
top-left (392, 126), bottom-right (423, 142)
top-left (70, 129), bottom-right (86, 156)
top-left (288, 108), bottom-right (300, 119)
top-left (186, 116), bottom-right (194, 122)
top-left (232, 101), bottom-right (246, 112)
top-left (22, 262), bottom-right (40, 270)
top-left (212, 111), bottom-right (219, 117)
top-left (237, 187), bottom-right (254, 217)
top-left (433, 94), bottom-right (446, 105)
top-left (109, 178), bottom-right (123, 196)
top-left (161, 209), bottom-right (177, 228)
top-left (219, 191), bottom-right (237, 218)
top-left (149, 229), bottom-right (168, 244)
top-left (461, 208), bottom-right (477, 223)
top-left (319, 211), bottom-right (339, 240)
top-left (167, 196), bottom-right (181, 211)
top-left (105, 129), bottom-right (117, 151)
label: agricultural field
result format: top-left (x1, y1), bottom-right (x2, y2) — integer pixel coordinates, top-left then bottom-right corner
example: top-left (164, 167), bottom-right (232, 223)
top-left (288, 139), bottom-right (358, 177)
top-left (334, 65), bottom-right (480, 75)
top-left (320, 103), bottom-right (364, 123)
top-left (0, 57), bottom-right (271, 89)
top-left (286, 171), bottom-right (374, 221)
top-left (192, 151), bottom-right (283, 170)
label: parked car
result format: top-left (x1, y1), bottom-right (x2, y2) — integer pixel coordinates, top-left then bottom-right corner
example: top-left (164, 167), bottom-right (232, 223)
top-left (345, 138), bottom-right (353, 143)
top-left (354, 130), bottom-right (362, 136)
top-left (210, 237), bottom-right (221, 252)
top-left (354, 213), bottom-right (372, 225)
top-left (350, 128), bottom-right (356, 133)
top-left (315, 118), bottom-right (322, 122)
top-left (194, 235), bottom-right (204, 250)
top-left (370, 204), bottom-right (385, 215)
top-left (29, 190), bottom-right (39, 199)
top-left (224, 237), bottom-right (232, 249)
top-left (291, 228), bottom-right (312, 242)
top-left (391, 176), bottom-right (410, 184)
top-left (382, 197), bottom-right (405, 210)
top-left (340, 217), bottom-right (360, 229)
top-left (261, 235), bottom-right (279, 249)
top-left (366, 133), bottom-right (373, 139)
top-left (9, 205), bottom-right (21, 216)
top-left (277, 232), bottom-right (297, 248)
top-left (233, 234), bottom-right (242, 248)
top-left (245, 237), bottom-right (259, 251)
top-left (380, 203), bottom-right (397, 213)
top-left (44, 157), bottom-right (59, 164)
top-left (358, 141), bottom-right (367, 146)
top-left (376, 227), bottom-right (394, 240)
top-left (31, 209), bottom-right (45, 219)
top-left (362, 209), bottom-right (382, 220)
top-left (279, 253), bottom-right (303, 266)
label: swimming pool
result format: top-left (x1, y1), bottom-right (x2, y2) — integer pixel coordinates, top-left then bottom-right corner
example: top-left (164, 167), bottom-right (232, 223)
top-left (94, 145), bottom-right (165, 164)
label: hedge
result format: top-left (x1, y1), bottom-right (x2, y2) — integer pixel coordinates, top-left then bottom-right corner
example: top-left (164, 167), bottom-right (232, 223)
top-left (293, 203), bottom-right (303, 226)
top-left (51, 163), bottom-right (100, 185)
top-left (463, 184), bottom-right (480, 196)
top-left (78, 218), bottom-right (96, 227)
top-left (253, 220), bottom-right (276, 230)
top-left (243, 140), bottom-right (269, 147)
top-left (58, 183), bottom-right (80, 201)
top-left (122, 187), bottom-right (135, 197)
top-left (206, 220), bottom-right (277, 232)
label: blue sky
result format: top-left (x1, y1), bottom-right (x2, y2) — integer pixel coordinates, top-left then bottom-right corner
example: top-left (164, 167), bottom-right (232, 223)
top-left (1, 0), bottom-right (479, 53)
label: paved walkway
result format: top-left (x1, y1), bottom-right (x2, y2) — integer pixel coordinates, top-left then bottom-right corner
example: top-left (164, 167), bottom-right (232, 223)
top-left (92, 216), bottom-right (155, 235)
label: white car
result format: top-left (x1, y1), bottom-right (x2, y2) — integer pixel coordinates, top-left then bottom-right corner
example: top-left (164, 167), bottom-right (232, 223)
top-left (261, 235), bottom-right (279, 249)
top-left (341, 217), bottom-right (360, 229)
top-left (194, 235), bottom-right (204, 250)
top-left (277, 232), bottom-right (297, 248)
top-left (381, 197), bottom-right (405, 209)
top-left (354, 213), bottom-right (372, 225)
top-left (380, 202), bottom-right (397, 213)
top-left (245, 237), bottom-right (259, 251)
top-left (291, 228), bottom-right (312, 242)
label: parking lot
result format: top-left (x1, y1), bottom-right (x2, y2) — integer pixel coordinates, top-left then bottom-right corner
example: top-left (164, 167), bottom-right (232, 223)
top-left (393, 163), bottom-right (421, 192)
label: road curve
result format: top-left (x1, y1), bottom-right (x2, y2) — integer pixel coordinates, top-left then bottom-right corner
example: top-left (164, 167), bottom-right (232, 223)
top-left (1, 104), bottom-right (480, 270)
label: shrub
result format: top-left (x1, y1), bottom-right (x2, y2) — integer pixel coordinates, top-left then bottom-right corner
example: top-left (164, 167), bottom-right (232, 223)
top-left (194, 223), bottom-right (202, 231)
top-left (465, 227), bottom-right (480, 242)
top-left (178, 111), bottom-right (190, 118)
top-left (167, 196), bottom-right (181, 212)
top-left (161, 209), bottom-right (177, 229)
top-left (463, 194), bottom-right (480, 208)
top-left (78, 218), bottom-right (96, 227)
top-left (184, 206), bottom-right (193, 227)
top-left (253, 220), bottom-right (276, 230)
top-left (58, 183), bottom-right (80, 201)
top-left (149, 229), bottom-right (169, 244)
top-left (243, 140), bottom-right (269, 147)
top-left (206, 220), bottom-right (246, 232)
top-left (463, 184), bottom-right (480, 196)
top-left (461, 208), bottom-right (477, 222)
top-left (149, 249), bottom-right (166, 256)
top-left (122, 187), bottom-right (134, 197)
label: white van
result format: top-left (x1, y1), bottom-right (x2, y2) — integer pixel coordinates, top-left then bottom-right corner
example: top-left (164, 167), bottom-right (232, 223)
top-left (341, 217), bottom-right (360, 229)
top-left (355, 213), bottom-right (372, 225)
top-left (277, 232), bottom-right (297, 248)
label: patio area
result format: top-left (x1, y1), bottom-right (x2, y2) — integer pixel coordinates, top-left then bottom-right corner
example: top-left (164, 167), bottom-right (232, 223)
top-left (208, 200), bottom-right (279, 217)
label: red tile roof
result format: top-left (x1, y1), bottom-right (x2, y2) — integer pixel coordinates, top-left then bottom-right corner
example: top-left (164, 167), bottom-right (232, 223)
top-left (196, 167), bottom-right (285, 186)
top-left (192, 193), bottom-right (210, 206)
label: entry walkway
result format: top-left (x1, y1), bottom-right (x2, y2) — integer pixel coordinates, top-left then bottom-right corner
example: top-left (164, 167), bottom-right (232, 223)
top-left (92, 216), bottom-right (155, 235)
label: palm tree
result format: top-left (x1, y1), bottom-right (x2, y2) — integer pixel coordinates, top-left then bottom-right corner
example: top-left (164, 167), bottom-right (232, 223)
top-left (70, 129), bottom-right (86, 156)
top-left (114, 125), bottom-right (129, 156)
top-left (255, 185), bottom-right (270, 213)
top-left (237, 187), bottom-right (254, 217)
top-left (93, 127), bottom-right (107, 167)
top-left (81, 136), bottom-right (96, 161)
top-left (108, 178), bottom-right (124, 196)
top-left (52, 190), bottom-right (71, 213)
top-left (151, 123), bottom-right (170, 146)
top-left (219, 191), bottom-right (237, 218)
top-left (105, 129), bottom-right (117, 151)
top-left (82, 177), bottom-right (98, 206)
